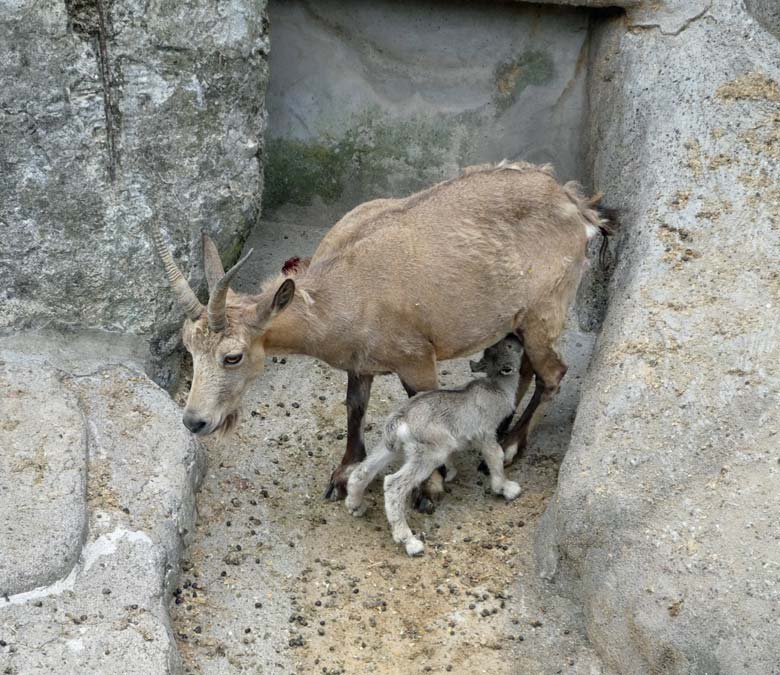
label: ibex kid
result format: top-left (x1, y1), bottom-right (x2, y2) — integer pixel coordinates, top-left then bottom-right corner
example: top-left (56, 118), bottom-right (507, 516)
top-left (345, 336), bottom-right (524, 556)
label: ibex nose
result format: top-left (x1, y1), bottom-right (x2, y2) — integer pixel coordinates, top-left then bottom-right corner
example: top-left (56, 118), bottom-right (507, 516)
top-left (183, 411), bottom-right (208, 434)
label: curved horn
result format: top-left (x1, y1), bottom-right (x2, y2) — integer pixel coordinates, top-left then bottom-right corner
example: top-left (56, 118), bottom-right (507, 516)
top-left (151, 228), bottom-right (204, 321)
top-left (207, 248), bottom-right (254, 332)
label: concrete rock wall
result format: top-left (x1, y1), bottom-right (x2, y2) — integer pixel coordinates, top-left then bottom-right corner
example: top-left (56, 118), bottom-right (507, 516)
top-left (536, 1), bottom-right (780, 672)
top-left (0, 0), bottom-right (269, 382)
top-left (263, 0), bottom-right (590, 219)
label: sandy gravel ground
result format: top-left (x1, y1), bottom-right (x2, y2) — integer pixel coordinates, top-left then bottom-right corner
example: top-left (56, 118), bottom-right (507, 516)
top-left (168, 208), bottom-right (613, 675)
top-left (170, 350), bottom-right (613, 675)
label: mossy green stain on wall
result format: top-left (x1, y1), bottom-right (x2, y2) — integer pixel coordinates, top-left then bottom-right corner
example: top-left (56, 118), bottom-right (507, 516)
top-left (494, 50), bottom-right (555, 114)
top-left (262, 108), bottom-right (473, 211)
top-left (263, 137), bottom-right (352, 210)
top-left (262, 55), bottom-right (559, 214)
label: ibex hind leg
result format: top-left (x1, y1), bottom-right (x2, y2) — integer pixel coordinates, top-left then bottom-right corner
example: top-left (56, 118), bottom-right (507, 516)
top-left (384, 452), bottom-right (437, 557)
top-left (346, 441), bottom-right (396, 517)
top-left (480, 346), bottom-right (535, 473)
top-left (501, 351), bottom-right (536, 465)
top-left (500, 377), bottom-right (547, 462)
top-left (500, 313), bottom-right (568, 459)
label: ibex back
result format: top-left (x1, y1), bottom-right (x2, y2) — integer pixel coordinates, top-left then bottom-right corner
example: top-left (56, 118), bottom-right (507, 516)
top-left (153, 161), bottom-right (612, 507)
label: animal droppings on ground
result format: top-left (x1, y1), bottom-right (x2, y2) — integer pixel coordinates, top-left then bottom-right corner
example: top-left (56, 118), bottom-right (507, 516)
top-left (170, 354), bottom-right (611, 674)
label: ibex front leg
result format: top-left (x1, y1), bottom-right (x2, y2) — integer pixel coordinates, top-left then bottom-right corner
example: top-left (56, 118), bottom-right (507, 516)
top-left (325, 372), bottom-right (373, 500)
top-left (501, 314), bottom-right (567, 461)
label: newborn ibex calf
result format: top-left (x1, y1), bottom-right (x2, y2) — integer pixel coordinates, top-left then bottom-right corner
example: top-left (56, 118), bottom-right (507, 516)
top-left (346, 336), bottom-right (524, 556)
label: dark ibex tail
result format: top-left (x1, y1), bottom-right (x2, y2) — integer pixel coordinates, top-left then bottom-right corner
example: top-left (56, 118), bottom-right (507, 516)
top-left (586, 193), bottom-right (620, 268)
top-left (563, 182), bottom-right (620, 267)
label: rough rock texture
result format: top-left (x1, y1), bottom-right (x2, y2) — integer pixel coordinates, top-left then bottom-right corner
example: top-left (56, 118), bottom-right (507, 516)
top-left (536, 2), bottom-right (780, 673)
top-left (0, 0), bottom-right (269, 381)
top-left (0, 361), bottom-right (87, 598)
top-left (0, 340), bottom-right (204, 674)
top-left (746, 0), bottom-right (780, 38)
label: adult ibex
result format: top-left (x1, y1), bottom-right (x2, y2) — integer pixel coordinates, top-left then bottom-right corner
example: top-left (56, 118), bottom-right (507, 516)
top-left (153, 161), bottom-right (612, 509)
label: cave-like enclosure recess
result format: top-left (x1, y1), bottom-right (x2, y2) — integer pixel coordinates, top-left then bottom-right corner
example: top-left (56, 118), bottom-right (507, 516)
top-left (237, 0), bottom-right (612, 436)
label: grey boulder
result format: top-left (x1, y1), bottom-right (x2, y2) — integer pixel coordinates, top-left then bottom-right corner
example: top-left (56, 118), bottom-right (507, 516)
top-left (0, 344), bottom-right (203, 674)
top-left (536, 1), bottom-right (780, 673)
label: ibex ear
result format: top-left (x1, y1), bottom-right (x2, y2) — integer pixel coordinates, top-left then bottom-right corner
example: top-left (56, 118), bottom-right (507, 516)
top-left (272, 278), bottom-right (295, 312)
top-left (470, 357), bottom-right (487, 373)
top-left (254, 279), bottom-right (296, 329)
top-left (202, 232), bottom-right (225, 292)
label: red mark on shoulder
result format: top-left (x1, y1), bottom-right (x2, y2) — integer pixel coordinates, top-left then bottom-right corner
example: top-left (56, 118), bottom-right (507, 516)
top-left (282, 256), bottom-right (301, 275)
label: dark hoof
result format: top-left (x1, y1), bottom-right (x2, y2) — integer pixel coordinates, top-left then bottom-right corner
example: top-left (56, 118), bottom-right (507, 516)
top-left (323, 480), bottom-right (346, 501)
top-left (477, 459), bottom-right (489, 475)
top-left (324, 464), bottom-right (354, 501)
top-left (412, 488), bottom-right (436, 515)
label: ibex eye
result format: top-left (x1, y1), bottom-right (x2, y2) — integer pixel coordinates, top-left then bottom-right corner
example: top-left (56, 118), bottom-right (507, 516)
top-left (223, 353), bottom-right (243, 366)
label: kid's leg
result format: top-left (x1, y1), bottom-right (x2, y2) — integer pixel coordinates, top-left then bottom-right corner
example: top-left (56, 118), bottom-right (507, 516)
top-left (479, 440), bottom-right (522, 501)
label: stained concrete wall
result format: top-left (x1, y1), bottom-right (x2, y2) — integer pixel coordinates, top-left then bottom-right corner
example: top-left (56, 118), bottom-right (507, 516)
top-left (261, 0), bottom-right (590, 225)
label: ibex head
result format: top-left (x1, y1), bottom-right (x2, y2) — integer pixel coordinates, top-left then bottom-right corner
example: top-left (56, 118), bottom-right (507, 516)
top-left (153, 229), bottom-right (295, 436)
top-left (469, 335), bottom-right (523, 378)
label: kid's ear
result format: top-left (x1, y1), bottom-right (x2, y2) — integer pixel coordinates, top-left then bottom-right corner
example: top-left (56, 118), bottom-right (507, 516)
top-left (470, 357), bottom-right (487, 373)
